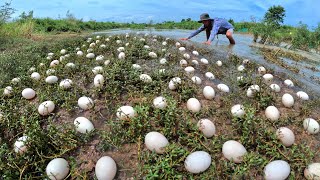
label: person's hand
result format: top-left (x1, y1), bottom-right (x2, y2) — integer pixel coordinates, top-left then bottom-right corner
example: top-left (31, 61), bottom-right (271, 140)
top-left (203, 41), bottom-right (211, 45)
top-left (180, 38), bottom-right (189, 41)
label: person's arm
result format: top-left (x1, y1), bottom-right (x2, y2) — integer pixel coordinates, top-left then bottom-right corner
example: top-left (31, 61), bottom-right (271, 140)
top-left (208, 22), bottom-right (220, 42)
top-left (187, 25), bottom-right (205, 39)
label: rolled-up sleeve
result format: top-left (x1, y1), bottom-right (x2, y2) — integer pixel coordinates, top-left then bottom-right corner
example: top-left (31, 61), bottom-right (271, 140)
top-left (188, 25), bottom-right (205, 39)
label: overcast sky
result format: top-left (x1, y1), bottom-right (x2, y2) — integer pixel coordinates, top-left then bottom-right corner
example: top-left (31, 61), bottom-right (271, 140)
top-left (9, 0), bottom-right (320, 28)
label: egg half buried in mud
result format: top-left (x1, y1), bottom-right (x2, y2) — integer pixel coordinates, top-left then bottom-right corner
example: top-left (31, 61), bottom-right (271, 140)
top-left (116, 106), bottom-right (136, 120)
top-left (304, 163), bottom-right (320, 180)
top-left (46, 158), bottom-right (69, 180)
top-left (78, 96), bottom-right (94, 110)
top-left (140, 74), bottom-right (152, 83)
top-left (145, 131), bottom-right (169, 154)
top-left (187, 98), bottom-right (201, 113)
top-left (95, 156), bottom-right (117, 180)
top-left (184, 151), bottom-right (211, 174)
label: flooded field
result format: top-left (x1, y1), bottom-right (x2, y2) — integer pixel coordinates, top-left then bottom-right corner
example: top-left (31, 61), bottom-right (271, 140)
top-left (94, 29), bottom-right (320, 96)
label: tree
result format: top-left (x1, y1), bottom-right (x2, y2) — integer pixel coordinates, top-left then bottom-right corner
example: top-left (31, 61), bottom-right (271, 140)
top-left (19, 10), bottom-right (33, 21)
top-left (181, 19), bottom-right (185, 22)
top-left (186, 18), bottom-right (191, 22)
top-left (228, 18), bottom-right (234, 26)
top-left (264, 5), bottom-right (285, 28)
top-left (0, 1), bottom-right (15, 24)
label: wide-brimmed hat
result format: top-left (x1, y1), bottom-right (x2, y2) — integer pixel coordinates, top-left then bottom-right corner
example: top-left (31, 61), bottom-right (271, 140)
top-left (198, 13), bottom-right (212, 23)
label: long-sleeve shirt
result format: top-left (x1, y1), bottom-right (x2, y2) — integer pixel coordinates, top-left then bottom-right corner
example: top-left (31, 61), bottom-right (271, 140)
top-left (187, 18), bottom-right (234, 42)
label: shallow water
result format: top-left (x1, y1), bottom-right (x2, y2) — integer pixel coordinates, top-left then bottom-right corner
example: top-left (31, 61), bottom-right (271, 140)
top-left (93, 28), bottom-right (320, 96)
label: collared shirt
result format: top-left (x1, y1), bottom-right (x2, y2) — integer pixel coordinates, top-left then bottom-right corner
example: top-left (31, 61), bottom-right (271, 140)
top-left (187, 18), bottom-right (234, 42)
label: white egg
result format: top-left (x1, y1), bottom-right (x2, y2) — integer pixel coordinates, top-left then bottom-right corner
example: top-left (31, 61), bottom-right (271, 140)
top-left (175, 42), bottom-right (181, 47)
top-left (100, 44), bottom-right (106, 48)
top-left (116, 106), bottom-right (136, 120)
top-left (29, 67), bottom-right (36, 72)
top-left (94, 74), bottom-right (104, 88)
top-left (191, 76), bottom-right (202, 85)
top-left (180, 59), bottom-right (188, 66)
top-left (104, 60), bottom-right (110, 66)
top-left (200, 58), bottom-right (208, 64)
top-left (31, 72), bottom-right (41, 80)
top-left (14, 135), bottom-right (29, 154)
top-left (263, 74), bottom-right (273, 83)
top-left (38, 101), bottom-right (55, 116)
top-left (77, 51), bottom-right (83, 56)
top-left (184, 66), bottom-right (195, 74)
top-left (282, 93), bottom-right (294, 108)
top-left (87, 48), bottom-right (93, 53)
top-left (203, 86), bottom-right (215, 100)
top-left (95, 156), bottom-right (117, 180)
top-left (46, 158), bottom-right (69, 180)
top-left (86, 53), bottom-right (95, 59)
top-left (303, 118), bottom-right (319, 134)
top-left (145, 132), bottom-right (169, 154)
top-left (60, 49), bottom-right (67, 55)
top-left (65, 63), bottom-right (75, 68)
top-left (96, 55), bottom-right (104, 62)
top-left (159, 58), bottom-right (167, 64)
top-left (74, 117), bottom-right (95, 133)
top-left (216, 61), bottom-right (222, 66)
top-left (89, 43), bottom-right (96, 48)
top-left (50, 60), bottom-right (59, 67)
top-left (132, 64), bottom-right (141, 69)
top-left (168, 77), bottom-right (181, 90)
top-left (231, 104), bottom-right (245, 118)
top-left (11, 77), bottom-right (21, 83)
top-left (264, 160), bottom-right (290, 180)
top-left (304, 163), bottom-right (320, 180)
top-left (144, 45), bottom-right (150, 49)
top-left (139, 38), bottom-right (145, 42)
top-left (116, 40), bottom-right (122, 44)
top-left (246, 85), bottom-right (260, 97)
top-left (46, 69), bottom-right (55, 75)
top-left (3, 86), bottom-right (13, 96)
top-left (162, 41), bottom-right (167, 46)
top-left (222, 140), bottom-right (247, 163)
top-left (92, 66), bottom-right (103, 75)
top-left (191, 60), bottom-right (199, 65)
top-left (192, 51), bottom-right (199, 56)
top-left (205, 72), bottom-right (215, 80)
top-left (284, 79), bottom-right (294, 87)
top-left (78, 96), bottom-right (94, 110)
top-left (217, 84), bottom-right (230, 93)
top-left (179, 47), bottom-right (186, 51)
top-left (183, 53), bottom-right (190, 59)
top-left (276, 127), bottom-right (295, 147)
top-left (270, 84), bottom-right (281, 92)
top-left (59, 79), bottom-right (73, 89)
top-left (187, 98), bottom-right (201, 113)
top-left (153, 96), bottom-right (167, 109)
top-left (159, 69), bottom-right (166, 74)
top-left (185, 151), bottom-right (211, 174)
top-left (48, 52), bottom-right (54, 56)
top-left (258, 66), bottom-right (266, 74)
top-left (22, 88), bottom-right (36, 100)
top-left (237, 76), bottom-right (244, 81)
top-left (45, 76), bottom-right (58, 84)
top-left (197, 119), bottom-right (216, 138)
top-left (39, 62), bottom-right (45, 67)
top-left (242, 59), bottom-right (250, 64)
top-left (149, 52), bottom-right (157, 58)
top-left (296, 91), bottom-right (309, 101)
top-left (237, 65), bottom-right (245, 71)
top-left (161, 48), bottom-right (166, 52)
top-left (140, 74), bottom-right (152, 83)
top-left (265, 106), bottom-right (280, 121)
